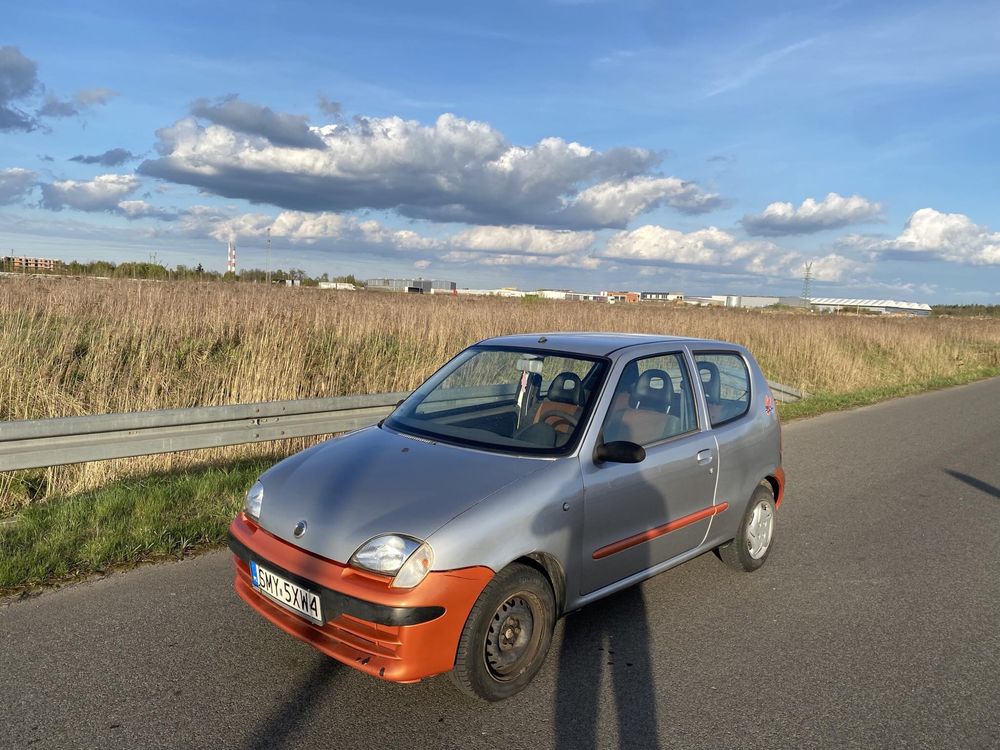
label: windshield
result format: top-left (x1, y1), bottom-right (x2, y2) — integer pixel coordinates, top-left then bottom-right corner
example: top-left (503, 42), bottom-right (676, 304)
top-left (385, 346), bottom-right (608, 455)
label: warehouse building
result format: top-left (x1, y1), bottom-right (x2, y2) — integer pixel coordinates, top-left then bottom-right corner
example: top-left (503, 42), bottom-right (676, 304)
top-left (809, 298), bottom-right (932, 316)
top-left (366, 278), bottom-right (456, 293)
top-left (684, 295), bottom-right (807, 309)
top-left (640, 291), bottom-right (684, 302)
top-left (603, 290), bottom-right (641, 304)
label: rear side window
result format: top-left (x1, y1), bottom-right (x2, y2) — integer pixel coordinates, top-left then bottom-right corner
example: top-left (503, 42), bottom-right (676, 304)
top-left (693, 352), bottom-right (751, 427)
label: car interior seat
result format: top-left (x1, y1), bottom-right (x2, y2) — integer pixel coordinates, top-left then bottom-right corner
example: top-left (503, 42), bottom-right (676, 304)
top-left (698, 361), bottom-right (723, 424)
top-left (533, 372), bottom-right (583, 432)
top-left (614, 369), bottom-right (681, 445)
top-left (609, 361), bottom-right (640, 414)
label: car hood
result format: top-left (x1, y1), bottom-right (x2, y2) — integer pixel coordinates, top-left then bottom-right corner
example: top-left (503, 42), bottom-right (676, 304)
top-left (255, 425), bottom-right (550, 564)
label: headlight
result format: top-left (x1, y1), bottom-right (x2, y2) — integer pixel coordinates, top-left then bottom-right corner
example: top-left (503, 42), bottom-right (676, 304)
top-left (350, 534), bottom-right (435, 589)
top-left (244, 481), bottom-right (264, 520)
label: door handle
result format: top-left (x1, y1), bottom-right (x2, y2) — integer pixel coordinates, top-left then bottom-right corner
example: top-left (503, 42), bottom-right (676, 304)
top-left (696, 449), bottom-right (714, 465)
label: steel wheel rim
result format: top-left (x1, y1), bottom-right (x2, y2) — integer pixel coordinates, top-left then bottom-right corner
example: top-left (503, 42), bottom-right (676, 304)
top-left (484, 594), bottom-right (539, 681)
top-left (746, 500), bottom-right (774, 559)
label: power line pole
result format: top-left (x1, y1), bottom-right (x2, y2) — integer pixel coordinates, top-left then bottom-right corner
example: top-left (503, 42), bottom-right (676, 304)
top-left (266, 227), bottom-right (272, 285)
top-left (801, 262), bottom-right (813, 302)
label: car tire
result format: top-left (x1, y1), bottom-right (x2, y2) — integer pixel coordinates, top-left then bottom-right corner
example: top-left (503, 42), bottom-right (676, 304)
top-left (717, 481), bottom-right (776, 572)
top-left (448, 563), bottom-right (556, 701)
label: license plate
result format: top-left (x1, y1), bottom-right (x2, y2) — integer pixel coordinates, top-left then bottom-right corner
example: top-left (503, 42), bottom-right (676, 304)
top-left (250, 560), bottom-right (323, 624)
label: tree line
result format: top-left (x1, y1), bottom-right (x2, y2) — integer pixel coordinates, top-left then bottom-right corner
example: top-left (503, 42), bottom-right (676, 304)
top-left (931, 304), bottom-right (1000, 318)
top-left (1, 258), bottom-right (363, 287)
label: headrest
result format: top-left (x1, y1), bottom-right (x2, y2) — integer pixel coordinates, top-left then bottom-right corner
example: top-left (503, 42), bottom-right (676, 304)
top-left (698, 361), bottom-right (721, 401)
top-left (547, 372), bottom-right (583, 405)
top-left (617, 361), bottom-right (640, 394)
top-left (631, 369), bottom-right (672, 411)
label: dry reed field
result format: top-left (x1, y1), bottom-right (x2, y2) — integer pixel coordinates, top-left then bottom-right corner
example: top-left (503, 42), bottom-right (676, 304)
top-left (2, 277), bottom-right (998, 511)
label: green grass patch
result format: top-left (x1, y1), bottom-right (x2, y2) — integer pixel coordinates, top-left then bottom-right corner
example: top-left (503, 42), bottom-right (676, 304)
top-left (3, 369), bottom-right (999, 595)
top-left (0, 457), bottom-right (273, 595)
top-left (778, 367), bottom-right (1000, 421)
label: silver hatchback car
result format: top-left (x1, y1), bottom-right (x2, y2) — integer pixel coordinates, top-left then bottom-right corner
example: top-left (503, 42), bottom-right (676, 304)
top-left (228, 333), bottom-right (785, 700)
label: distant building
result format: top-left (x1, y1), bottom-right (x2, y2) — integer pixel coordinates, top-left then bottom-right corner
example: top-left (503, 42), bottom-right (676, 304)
top-left (640, 291), bottom-right (684, 302)
top-left (2, 255), bottom-right (61, 271)
top-left (537, 289), bottom-right (571, 300)
top-left (683, 295), bottom-right (806, 309)
top-left (809, 298), bottom-right (932, 316)
top-left (684, 296), bottom-right (728, 307)
top-left (566, 292), bottom-right (609, 302)
top-left (366, 278), bottom-right (456, 294)
top-left (456, 288), bottom-right (529, 298)
top-left (725, 295), bottom-right (808, 309)
top-left (318, 282), bottom-right (357, 290)
top-left (603, 290), bottom-right (641, 304)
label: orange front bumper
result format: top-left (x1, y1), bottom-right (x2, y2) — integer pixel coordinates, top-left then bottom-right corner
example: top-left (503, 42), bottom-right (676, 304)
top-left (228, 513), bottom-right (493, 683)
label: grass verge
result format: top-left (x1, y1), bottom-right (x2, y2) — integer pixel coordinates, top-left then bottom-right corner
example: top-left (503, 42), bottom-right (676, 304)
top-left (3, 371), bottom-right (998, 596)
top-left (0, 457), bottom-right (272, 596)
top-left (777, 366), bottom-right (1000, 420)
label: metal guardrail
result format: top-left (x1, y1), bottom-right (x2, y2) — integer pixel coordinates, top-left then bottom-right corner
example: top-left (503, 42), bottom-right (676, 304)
top-left (0, 380), bottom-right (808, 472)
top-left (768, 381), bottom-right (811, 403)
top-left (0, 392), bottom-right (409, 472)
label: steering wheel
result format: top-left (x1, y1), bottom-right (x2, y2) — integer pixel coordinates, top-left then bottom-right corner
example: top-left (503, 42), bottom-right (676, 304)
top-left (543, 412), bottom-right (579, 432)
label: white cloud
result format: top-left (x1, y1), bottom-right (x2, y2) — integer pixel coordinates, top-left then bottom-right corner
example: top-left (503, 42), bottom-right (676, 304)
top-left (116, 199), bottom-right (177, 220)
top-left (158, 202), bottom-right (874, 281)
top-left (603, 224), bottom-right (861, 281)
top-left (174, 208), bottom-right (441, 254)
top-left (742, 192), bottom-right (883, 236)
top-left (357, 219), bottom-right (439, 250)
top-left (564, 176), bottom-right (719, 226)
top-left (844, 208), bottom-right (1000, 265)
top-left (39, 174), bottom-right (140, 212)
top-left (191, 96), bottom-right (325, 149)
top-left (0, 167), bottom-right (36, 204)
top-left (440, 250), bottom-right (600, 269)
top-left (450, 225), bottom-right (596, 256)
top-left (139, 110), bottom-right (720, 229)
top-left (605, 224), bottom-right (738, 265)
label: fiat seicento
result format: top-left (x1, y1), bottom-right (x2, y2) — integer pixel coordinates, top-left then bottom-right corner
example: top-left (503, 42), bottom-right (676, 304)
top-left (228, 333), bottom-right (785, 700)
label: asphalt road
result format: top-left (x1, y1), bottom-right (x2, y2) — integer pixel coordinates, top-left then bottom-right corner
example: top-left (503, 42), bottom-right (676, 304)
top-left (3, 378), bottom-right (999, 750)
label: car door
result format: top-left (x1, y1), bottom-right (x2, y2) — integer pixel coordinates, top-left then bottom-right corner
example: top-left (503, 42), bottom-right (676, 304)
top-left (692, 349), bottom-right (760, 536)
top-left (579, 349), bottom-right (718, 595)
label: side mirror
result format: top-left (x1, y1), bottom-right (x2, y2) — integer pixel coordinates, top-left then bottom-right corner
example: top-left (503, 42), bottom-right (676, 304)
top-left (594, 440), bottom-right (646, 464)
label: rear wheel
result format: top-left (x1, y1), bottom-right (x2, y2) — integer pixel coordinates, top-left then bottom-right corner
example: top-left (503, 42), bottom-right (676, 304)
top-left (448, 564), bottom-right (555, 701)
top-left (718, 482), bottom-right (776, 572)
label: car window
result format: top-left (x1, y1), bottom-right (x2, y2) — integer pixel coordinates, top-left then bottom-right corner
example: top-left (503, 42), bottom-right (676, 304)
top-left (387, 346), bottom-right (607, 455)
top-left (601, 352), bottom-right (697, 447)
top-left (693, 351), bottom-right (751, 426)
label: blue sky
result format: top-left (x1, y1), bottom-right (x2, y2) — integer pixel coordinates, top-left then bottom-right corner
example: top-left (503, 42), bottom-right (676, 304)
top-left (2, 0), bottom-right (999, 301)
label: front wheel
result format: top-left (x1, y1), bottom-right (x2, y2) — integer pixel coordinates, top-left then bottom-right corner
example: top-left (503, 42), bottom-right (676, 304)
top-left (448, 563), bottom-right (555, 701)
top-left (717, 482), bottom-right (776, 572)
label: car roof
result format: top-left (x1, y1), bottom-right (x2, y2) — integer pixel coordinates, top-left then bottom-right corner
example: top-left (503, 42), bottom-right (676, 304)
top-left (476, 332), bottom-right (736, 357)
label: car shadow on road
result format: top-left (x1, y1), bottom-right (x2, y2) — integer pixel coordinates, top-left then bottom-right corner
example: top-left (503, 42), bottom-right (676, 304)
top-left (945, 469), bottom-right (1000, 499)
top-left (553, 584), bottom-right (661, 750)
top-left (237, 658), bottom-right (343, 750)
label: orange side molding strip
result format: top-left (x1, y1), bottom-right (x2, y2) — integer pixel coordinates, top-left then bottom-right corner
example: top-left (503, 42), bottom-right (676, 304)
top-left (592, 502), bottom-right (729, 560)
